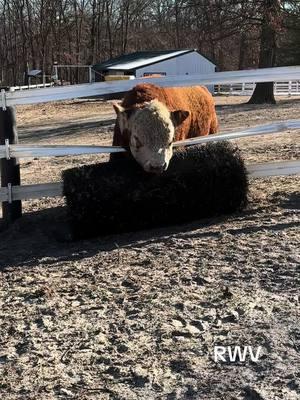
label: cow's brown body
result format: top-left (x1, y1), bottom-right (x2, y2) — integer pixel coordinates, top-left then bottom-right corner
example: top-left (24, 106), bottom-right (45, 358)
top-left (112, 83), bottom-right (218, 152)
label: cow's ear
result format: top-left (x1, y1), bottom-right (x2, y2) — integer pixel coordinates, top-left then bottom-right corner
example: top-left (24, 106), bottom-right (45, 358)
top-left (113, 103), bottom-right (135, 120)
top-left (171, 110), bottom-right (189, 127)
top-left (113, 102), bottom-right (124, 115)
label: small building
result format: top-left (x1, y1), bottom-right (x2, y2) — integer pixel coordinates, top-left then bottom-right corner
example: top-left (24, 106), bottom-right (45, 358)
top-left (93, 49), bottom-right (216, 81)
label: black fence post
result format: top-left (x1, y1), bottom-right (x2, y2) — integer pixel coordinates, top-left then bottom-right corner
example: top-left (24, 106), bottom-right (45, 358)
top-left (0, 101), bottom-right (22, 224)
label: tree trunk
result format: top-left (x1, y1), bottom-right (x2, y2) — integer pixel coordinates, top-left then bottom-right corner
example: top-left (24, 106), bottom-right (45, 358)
top-left (238, 32), bottom-right (247, 70)
top-left (248, 81), bottom-right (276, 104)
top-left (248, 0), bottom-right (281, 104)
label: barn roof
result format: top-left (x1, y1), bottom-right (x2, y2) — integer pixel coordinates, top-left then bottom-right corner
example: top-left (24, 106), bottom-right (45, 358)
top-left (93, 49), bottom-right (215, 72)
top-left (27, 69), bottom-right (42, 77)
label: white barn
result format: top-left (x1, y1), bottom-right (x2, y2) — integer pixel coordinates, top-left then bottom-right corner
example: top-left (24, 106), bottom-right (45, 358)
top-left (93, 49), bottom-right (216, 83)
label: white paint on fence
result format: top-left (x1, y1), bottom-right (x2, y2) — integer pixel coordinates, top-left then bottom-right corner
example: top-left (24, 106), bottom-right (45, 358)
top-left (247, 160), bottom-right (300, 177)
top-left (3, 66), bottom-right (300, 106)
top-left (215, 81), bottom-right (300, 96)
top-left (9, 83), bottom-right (54, 92)
top-left (1, 144), bottom-right (125, 159)
top-left (0, 182), bottom-right (63, 202)
top-left (175, 119), bottom-right (300, 148)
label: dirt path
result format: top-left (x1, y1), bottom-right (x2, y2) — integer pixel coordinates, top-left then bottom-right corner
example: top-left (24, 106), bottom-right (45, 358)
top-left (0, 96), bottom-right (299, 400)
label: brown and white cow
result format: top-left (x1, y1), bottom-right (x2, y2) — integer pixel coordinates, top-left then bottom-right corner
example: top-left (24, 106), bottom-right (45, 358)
top-left (111, 83), bottom-right (218, 173)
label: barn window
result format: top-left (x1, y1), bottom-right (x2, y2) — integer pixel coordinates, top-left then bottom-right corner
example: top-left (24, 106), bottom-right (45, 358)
top-left (143, 72), bottom-right (166, 77)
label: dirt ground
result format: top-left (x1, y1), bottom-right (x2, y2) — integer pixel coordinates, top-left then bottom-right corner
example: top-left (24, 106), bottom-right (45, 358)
top-left (0, 95), bottom-right (299, 400)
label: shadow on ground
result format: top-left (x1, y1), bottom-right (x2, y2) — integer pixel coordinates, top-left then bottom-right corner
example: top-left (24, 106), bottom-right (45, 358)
top-left (1, 190), bottom-right (298, 270)
top-left (18, 118), bottom-right (115, 142)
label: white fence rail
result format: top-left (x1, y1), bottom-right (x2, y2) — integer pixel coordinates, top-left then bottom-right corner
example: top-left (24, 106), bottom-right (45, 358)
top-left (247, 160), bottom-right (300, 177)
top-left (1, 120), bottom-right (299, 160)
top-left (215, 81), bottom-right (300, 96)
top-left (0, 160), bottom-right (299, 203)
top-left (2, 66), bottom-right (300, 107)
top-left (0, 182), bottom-right (63, 202)
top-left (9, 83), bottom-right (54, 92)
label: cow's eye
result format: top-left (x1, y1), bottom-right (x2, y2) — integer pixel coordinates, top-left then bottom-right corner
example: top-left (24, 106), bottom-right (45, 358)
top-left (168, 140), bottom-right (173, 146)
top-left (134, 135), bottom-right (143, 149)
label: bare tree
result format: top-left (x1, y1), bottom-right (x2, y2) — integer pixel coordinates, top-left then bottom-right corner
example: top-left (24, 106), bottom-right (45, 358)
top-left (248, 0), bottom-right (282, 104)
top-left (0, 0), bottom-right (298, 86)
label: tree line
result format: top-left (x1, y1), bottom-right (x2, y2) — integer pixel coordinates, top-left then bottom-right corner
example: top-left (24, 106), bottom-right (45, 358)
top-left (0, 0), bottom-right (299, 87)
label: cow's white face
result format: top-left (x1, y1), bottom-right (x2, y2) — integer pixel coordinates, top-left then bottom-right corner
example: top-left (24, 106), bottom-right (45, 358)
top-left (113, 99), bottom-right (189, 174)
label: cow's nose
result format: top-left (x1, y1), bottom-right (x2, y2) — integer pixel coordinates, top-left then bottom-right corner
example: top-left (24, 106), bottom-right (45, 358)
top-left (148, 163), bottom-right (167, 174)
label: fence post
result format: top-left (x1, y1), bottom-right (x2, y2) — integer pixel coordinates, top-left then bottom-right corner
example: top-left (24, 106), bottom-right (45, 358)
top-left (288, 81), bottom-right (292, 97)
top-left (0, 99), bottom-right (22, 224)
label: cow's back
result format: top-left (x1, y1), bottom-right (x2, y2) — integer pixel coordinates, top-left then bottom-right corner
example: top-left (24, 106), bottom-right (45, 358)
top-left (166, 86), bottom-right (218, 140)
top-left (112, 83), bottom-right (218, 153)
top-left (121, 84), bottom-right (217, 140)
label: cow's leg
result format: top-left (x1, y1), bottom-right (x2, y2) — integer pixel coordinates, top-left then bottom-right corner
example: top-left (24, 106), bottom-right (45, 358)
top-left (209, 113), bottom-right (218, 135)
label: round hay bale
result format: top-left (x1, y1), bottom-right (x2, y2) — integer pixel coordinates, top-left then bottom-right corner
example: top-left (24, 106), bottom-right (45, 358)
top-left (62, 142), bottom-right (248, 239)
